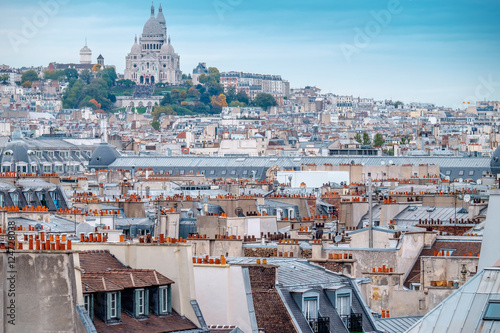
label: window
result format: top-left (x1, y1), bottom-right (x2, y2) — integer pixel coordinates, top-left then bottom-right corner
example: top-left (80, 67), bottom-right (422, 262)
top-left (209, 170), bottom-right (215, 175)
top-left (469, 170), bottom-right (475, 176)
top-left (276, 209), bottom-right (283, 220)
top-left (304, 297), bottom-right (318, 320)
top-left (221, 170), bottom-right (227, 175)
top-left (445, 170), bottom-right (451, 175)
top-left (458, 170), bottom-right (464, 176)
top-left (160, 286), bottom-right (169, 313)
top-left (484, 301), bottom-right (500, 320)
top-left (231, 170), bottom-right (236, 175)
top-left (84, 294), bottom-right (91, 313)
top-left (109, 292), bottom-right (118, 318)
top-left (337, 294), bottom-right (350, 316)
top-left (137, 289), bottom-right (145, 315)
top-left (10, 193), bottom-right (18, 207)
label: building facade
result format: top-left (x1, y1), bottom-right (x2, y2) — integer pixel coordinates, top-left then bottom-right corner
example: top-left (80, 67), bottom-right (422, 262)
top-left (124, 4), bottom-right (182, 85)
top-left (220, 71), bottom-right (290, 106)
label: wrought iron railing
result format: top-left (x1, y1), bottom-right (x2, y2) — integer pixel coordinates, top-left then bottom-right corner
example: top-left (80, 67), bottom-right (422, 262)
top-left (308, 317), bottom-right (330, 333)
top-left (340, 313), bottom-right (363, 332)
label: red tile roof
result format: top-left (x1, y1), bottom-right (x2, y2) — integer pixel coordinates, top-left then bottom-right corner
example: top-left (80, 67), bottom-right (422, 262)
top-left (93, 311), bottom-right (197, 333)
top-left (82, 274), bottom-right (123, 293)
top-left (79, 250), bottom-right (127, 272)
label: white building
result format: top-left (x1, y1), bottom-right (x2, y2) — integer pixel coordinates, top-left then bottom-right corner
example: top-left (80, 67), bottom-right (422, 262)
top-left (124, 4), bottom-right (182, 85)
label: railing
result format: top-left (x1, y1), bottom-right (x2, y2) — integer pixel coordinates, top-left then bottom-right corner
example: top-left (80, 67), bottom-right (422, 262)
top-left (340, 313), bottom-right (363, 332)
top-left (308, 317), bottom-right (330, 333)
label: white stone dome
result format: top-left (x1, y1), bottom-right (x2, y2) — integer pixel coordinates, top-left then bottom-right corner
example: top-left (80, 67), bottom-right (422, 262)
top-left (143, 17), bottom-right (162, 36)
top-left (161, 43), bottom-right (175, 54)
top-left (131, 42), bottom-right (141, 54)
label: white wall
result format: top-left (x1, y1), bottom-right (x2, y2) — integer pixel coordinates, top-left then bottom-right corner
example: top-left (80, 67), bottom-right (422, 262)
top-left (277, 171), bottom-right (349, 188)
top-left (193, 265), bottom-right (254, 333)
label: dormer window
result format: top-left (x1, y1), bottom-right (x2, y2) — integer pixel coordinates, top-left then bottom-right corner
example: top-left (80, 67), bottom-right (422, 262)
top-left (108, 292), bottom-right (120, 320)
top-left (304, 297), bottom-right (318, 321)
top-left (136, 289), bottom-right (146, 316)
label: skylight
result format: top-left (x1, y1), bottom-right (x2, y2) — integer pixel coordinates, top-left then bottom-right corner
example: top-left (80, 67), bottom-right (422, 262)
top-left (484, 301), bottom-right (500, 320)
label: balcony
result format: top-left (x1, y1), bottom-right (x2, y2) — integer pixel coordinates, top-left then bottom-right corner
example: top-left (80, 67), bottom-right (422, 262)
top-left (308, 317), bottom-right (330, 333)
top-left (340, 313), bottom-right (363, 332)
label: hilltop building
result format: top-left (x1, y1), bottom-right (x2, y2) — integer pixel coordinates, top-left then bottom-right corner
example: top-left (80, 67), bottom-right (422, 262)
top-left (124, 4), bottom-right (182, 85)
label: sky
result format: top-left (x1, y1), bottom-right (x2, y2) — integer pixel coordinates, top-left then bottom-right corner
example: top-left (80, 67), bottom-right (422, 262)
top-left (1, 0), bottom-right (500, 108)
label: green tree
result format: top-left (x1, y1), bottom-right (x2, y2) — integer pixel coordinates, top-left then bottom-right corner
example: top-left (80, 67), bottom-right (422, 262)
top-left (208, 67), bottom-right (221, 83)
top-left (116, 79), bottom-right (136, 87)
top-left (0, 74), bottom-right (9, 85)
top-left (229, 101), bottom-right (245, 107)
top-left (21, 70), bottom-right (39, 84)
top-left (198, 74), bottom-right (208, 84)
top-left (64, 68), bottom-right (79, 80)
top-left (362, 132), bottom-right (371, 146)
top-left (170, 89), bottom-right (181, 104)
top-left (160, 93), bottom-right (172, 106)
top-left (21, 80), bottom-right (32, 88)
top-left (187, 87), bottom-right (200, 98)
top-left (225, 86), bottom-right (237, 104)
top-left (44, 70), bottom-right (65, 81)
top-left (152, 105), bottom-right (175, 121)
top-left (394, 101), bottom-right (403, 108)
top-left (80, 70), bottom-right (92, 84)
top-left (151, 120), bottom-right (160, 130)
top-left (253, 93), bottom-right (278, 110)
top-left (235, 91), bottom-right (249, 105)
top-left (354, 132), bottom-right (362, 144)
top-left (101, 67), bottom-right (117, 87)
top-left (373, 133), bottom-right (384, 147)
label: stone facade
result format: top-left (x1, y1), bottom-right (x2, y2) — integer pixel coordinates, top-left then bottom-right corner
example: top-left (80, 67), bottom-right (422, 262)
top-left (124, 4), bottom-right (181, 85)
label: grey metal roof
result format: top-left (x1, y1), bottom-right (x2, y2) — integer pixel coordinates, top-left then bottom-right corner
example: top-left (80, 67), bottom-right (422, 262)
top-left (110, 156), bottom-right (491, 169)
top-left (376, 316), bottom-right (423, 333)
top-left (394, 206), bottom-right (470, 225)
top-left (228, 257), bottom-right (349, 288)
top-left (406, 267), bottom-right (500, 333)
top-left (10, 215), bottom-right (77, 233)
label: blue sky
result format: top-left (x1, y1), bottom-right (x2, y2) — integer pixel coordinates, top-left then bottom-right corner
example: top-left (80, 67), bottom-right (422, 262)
top-left (1, 0), bottom-right (500, 108)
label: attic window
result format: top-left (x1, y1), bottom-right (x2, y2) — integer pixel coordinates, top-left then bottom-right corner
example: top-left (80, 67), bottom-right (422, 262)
top-left (484, 300), bottom-right (500, 320)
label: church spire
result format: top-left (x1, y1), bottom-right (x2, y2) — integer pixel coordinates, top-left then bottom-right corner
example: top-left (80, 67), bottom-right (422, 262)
top-left (159, 3), bottom-right (163, 12)
top-left (151, 2), bottom-right (155, 16)
top-left (134, 35), bottom-right (137, 44)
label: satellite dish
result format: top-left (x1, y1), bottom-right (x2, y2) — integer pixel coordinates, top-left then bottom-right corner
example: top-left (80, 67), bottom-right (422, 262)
top-left (389, 160), bottom-right (393, 165)
top-left (334, 235), bottom-right (343, 243)
top-left (464, 194), bottom-right (471, 203)
top-left (477, 179), bottom-right (482, 185)
top-left (381, 161), bottom-right (386, 165)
